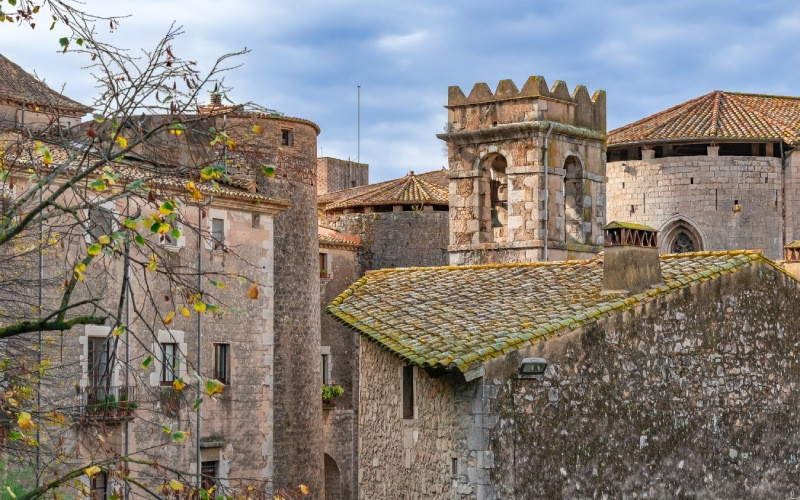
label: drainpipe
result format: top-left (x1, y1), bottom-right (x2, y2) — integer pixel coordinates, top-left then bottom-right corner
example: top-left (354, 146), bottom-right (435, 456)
top-left (781, 140), bottom-right (788, 249)
top-left (542, 123), bottom-right (554, 261)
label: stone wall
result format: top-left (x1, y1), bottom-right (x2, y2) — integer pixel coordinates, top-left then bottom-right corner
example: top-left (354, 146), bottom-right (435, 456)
top-left (320, 245), bottom-right (362, 499)
top-left (358, 340), bottom-right (461, 499)
top-left (607, 155), bottom-right (785, 258)
top-left (482, 262), bottom-right (800, 497)
top-left (317, 157), bottom-right (369, 195)
top-left (783, 150), bottom-right (800, 246)
top-left (332, 211), bottom-right (449, 272)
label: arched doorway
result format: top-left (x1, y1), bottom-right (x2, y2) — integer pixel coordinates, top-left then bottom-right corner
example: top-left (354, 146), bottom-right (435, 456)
top-left (563, 155), bottom-right (585, 244)
top-left (324, 453), bottom-right (341, 500)
top-left (661, 219), bottom-right (704, 254)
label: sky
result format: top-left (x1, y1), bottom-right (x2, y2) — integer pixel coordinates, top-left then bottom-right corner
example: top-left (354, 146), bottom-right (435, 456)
top-left (1, 0), bottom-right (799, 182)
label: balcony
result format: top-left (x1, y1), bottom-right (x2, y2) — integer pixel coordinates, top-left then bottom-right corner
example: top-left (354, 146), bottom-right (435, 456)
top-left (81, 385), bottom-right (138, 423)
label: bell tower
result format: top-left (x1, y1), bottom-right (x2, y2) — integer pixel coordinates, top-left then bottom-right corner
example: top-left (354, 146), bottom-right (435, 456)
top-left (438, 76), bottom-right (607, 265)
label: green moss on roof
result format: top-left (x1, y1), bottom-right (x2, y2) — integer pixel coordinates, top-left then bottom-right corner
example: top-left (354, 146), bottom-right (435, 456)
top-left (328, 250), bottom-right (782, 373)
top-left (603, 221), bottom-right (657, 231)
top-left (785, 240), bottom-right (800, 249)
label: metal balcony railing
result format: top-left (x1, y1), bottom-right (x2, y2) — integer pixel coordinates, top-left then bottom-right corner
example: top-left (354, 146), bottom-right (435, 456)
top-left (81, 385), bottom-right (137, 421)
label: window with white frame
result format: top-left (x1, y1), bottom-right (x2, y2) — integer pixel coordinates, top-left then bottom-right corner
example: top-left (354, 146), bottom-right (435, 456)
top-left (84, 200), bottom-right (116, 243)
top-left (160, 342), bottom-right (178, 385)
top-left (160, 220), bottom-right (185, 250)
top-left (211, 218), bottom-right (225, 250)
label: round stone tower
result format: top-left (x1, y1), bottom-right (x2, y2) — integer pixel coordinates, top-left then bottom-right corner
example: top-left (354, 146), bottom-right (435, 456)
top-left (227, 110), bottom-right (324, 495)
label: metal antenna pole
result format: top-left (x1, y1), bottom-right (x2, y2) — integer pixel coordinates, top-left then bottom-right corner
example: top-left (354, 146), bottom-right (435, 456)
top-left (357, 84), bottom-right (361, 165)
top-left (123, 197), bottom-right (131, 499)
top-left (36, 184), bottom-right (42, 478)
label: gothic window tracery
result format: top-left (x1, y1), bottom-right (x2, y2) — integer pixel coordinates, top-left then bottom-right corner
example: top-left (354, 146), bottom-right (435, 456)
top-left (671, 232), bottom-right (695, 253)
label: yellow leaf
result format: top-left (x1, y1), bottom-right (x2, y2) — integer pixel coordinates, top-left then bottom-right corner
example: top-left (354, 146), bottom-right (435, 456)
top-left (163, 312), bottom-right (175, 325)
top-left (112, 326), bottom-right (125, 337)
top-left (193, 301), bottom-right (206, 313)
top-left (17, 412), bottom-right (35, 431)
top-left (251, 124), bottom-right (264, 135)
top-left (169, 479), bottom-right (184, 492)
top-left (299, 484), bottom-right (310, 495)
top-left (185, 181), bottom-right (196, 191)
top-left (173, 379), bottom-right (185, 391)
top-left (87, 244), bottom-right (101, 256)
top-left (248, 282), bottom-right (259, 300)
top-left (205, 379), bottom-right (225, 396)
top-left (84, 465), bottom-right (101, 478)
top-left (116, 136), bottom-right (128, 149)
top-left (147, 254), bottom-right (158, 272)
top-left (180, 307), bottom-right (191, 317)
top-left (98, 235), bottom-right (111, 245)
top-left (169, 129), bottom-right (183, 136)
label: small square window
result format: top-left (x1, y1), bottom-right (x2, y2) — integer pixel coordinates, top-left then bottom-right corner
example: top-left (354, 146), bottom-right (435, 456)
top-left (211, 218), bottom-right (225, 250)
top-left (214, 343), bottom-right (229, 384)
top-left (160, 342), bottom-right (178, 385)
top-left (252, 213), bottom-right (260, 229)
top-left (281, 129), bottom-right (293, 146)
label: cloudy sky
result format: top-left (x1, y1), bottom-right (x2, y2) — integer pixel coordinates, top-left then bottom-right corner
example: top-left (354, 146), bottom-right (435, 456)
top-left (1, 0), bottom-right (798, 182)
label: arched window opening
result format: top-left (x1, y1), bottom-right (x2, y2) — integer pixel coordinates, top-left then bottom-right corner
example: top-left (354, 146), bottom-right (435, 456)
top-left (671, 232), bottom-right (696, 253)
top-left (661, 219), bottom-right (704, 254)
top-left (485, 154), bottom-right (508, 242)
top-left (563, 155), bottom-right (585, 245)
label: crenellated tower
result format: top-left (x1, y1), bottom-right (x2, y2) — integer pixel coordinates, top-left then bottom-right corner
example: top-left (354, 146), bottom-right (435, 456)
top-left (438, 76), bottom-right (607, 265)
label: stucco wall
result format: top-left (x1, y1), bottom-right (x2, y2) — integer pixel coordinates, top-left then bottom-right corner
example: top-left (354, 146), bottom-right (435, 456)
top-left (607, 156), bottom-right (785, 259)
top-left (483, 263), bottom-right (800, 497)
top-left (332, 211), bottom-right (449, 273)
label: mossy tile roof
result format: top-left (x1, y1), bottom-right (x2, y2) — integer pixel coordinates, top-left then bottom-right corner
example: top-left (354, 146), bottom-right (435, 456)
top-left (319, 169), bottom-right (448, 210)
top-left (328, 251), bottom-right (773, 373)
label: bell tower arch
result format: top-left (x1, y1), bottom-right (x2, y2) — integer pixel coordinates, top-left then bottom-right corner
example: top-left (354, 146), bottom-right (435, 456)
top-left (439, 76), bottom-right (607, 265)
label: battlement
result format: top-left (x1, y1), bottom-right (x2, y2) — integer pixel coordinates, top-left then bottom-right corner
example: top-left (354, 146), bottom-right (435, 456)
top-left (447, 76), bottom-right (605, 112)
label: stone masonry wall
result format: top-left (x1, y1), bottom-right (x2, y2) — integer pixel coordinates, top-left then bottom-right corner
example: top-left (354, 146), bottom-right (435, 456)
top-left (332, 211), bottom-right (449, 273)
top-left (358, 340), bottom-right (461, 499)
top-left (483, 263), bottom-right (800, 497)
top-left (320, 245), bottom-right (361, 499)
top-left (317, 157), bottom-right (369, 195)
top-left (607, 156), bottom-right (785, 258)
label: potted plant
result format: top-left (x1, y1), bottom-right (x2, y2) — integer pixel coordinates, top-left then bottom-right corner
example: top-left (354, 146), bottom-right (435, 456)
top-left (321, 384), bottom-right (344, 407)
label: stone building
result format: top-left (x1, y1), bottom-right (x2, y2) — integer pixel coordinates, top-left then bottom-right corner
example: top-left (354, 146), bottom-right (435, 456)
top-left (317, 157), bottom-right (369, 195)
top-left (320, 169), bottom-right (450, 272)
top-left (438, 76), bottom-right (607, 265)
top-left (329, 224), bottom-right (800, 498)
top-left (606, 91), bottom-right (800, 259)
top-left (0, 55), bottom-right (326, 497)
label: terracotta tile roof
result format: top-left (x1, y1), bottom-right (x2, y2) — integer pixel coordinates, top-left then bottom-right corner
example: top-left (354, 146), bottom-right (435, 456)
top-left (318, 226), bottom-right (361, 248)
top-left (320, 169), bottom-right (448, 210)
top-left (0, 54), bottom-right (91, 114)
top-left (329, 250), bottom-right (781, 372)
top-left (609, 91), bottom-right (800, 147)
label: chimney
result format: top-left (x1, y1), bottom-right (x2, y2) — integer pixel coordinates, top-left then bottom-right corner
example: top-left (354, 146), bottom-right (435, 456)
top-left (784, 241), bottom-right (800, 279)
top-left (603, 221), bottom-right (662, 293)
top-left (210, 93), bottom-right (222, 106)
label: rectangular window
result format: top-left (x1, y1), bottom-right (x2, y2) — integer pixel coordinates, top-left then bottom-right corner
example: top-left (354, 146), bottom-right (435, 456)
top-left (90, 471), bottom-right (108, 499)
top-left (201, 460), bottom-right (218, 490)
top-left (281, 129), bottom-right (293, 146)
top-left (87, 205), bottom-right (115, 241)
top-left (160, 342), bottom-right (178, 385)
top-left (87, 337), bottom-right (113, 404)
top-left (160, 221), bottom-right (183, 249)
top-left (214, 343), bottom-right (229, 384)
top-left (319, 253), bottom-right (329, 278)
top-left (321, 353), bottom-right (331, 386)
top-left (211, 218), bottom-right (225, 250)
top-left (402, 365), bottom-right (414, 419)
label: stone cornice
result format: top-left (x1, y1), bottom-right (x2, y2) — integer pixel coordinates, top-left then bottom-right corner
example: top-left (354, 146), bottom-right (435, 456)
top-left (437, 121), bottom-right (606, 145)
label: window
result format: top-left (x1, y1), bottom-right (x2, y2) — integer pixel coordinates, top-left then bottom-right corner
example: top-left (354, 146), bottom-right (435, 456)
top-left (87, 337), bottom-right (114, 404)
top-left (252, 213), bottom-right (260, 229)
top-left (86, 204), bottom-right (115, 242)
top-left (402, 365), bottom-right (414, 419)
top-left (0, 184), bottom-right (15, 220)
top-left (160, 220), bottom-right (184, 249)
top-left (281, 128), bottom-right (293, 146)
top-left (160, 342), bottom-right (178, 385)
top-left (211, 218), bottom-right (225, 250)
top-left (319, 253), bottom-right (330, 278)
top-left (214, 343), bottom-right (229, 384)
top-left (201, 461), bottom-right (218, 490)
top-left (321, 353), bottom-right (331, 386)
top-left (90, 471), bottom-right (108, 499)
top-left (671, 232), bottom-right (696, 253)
